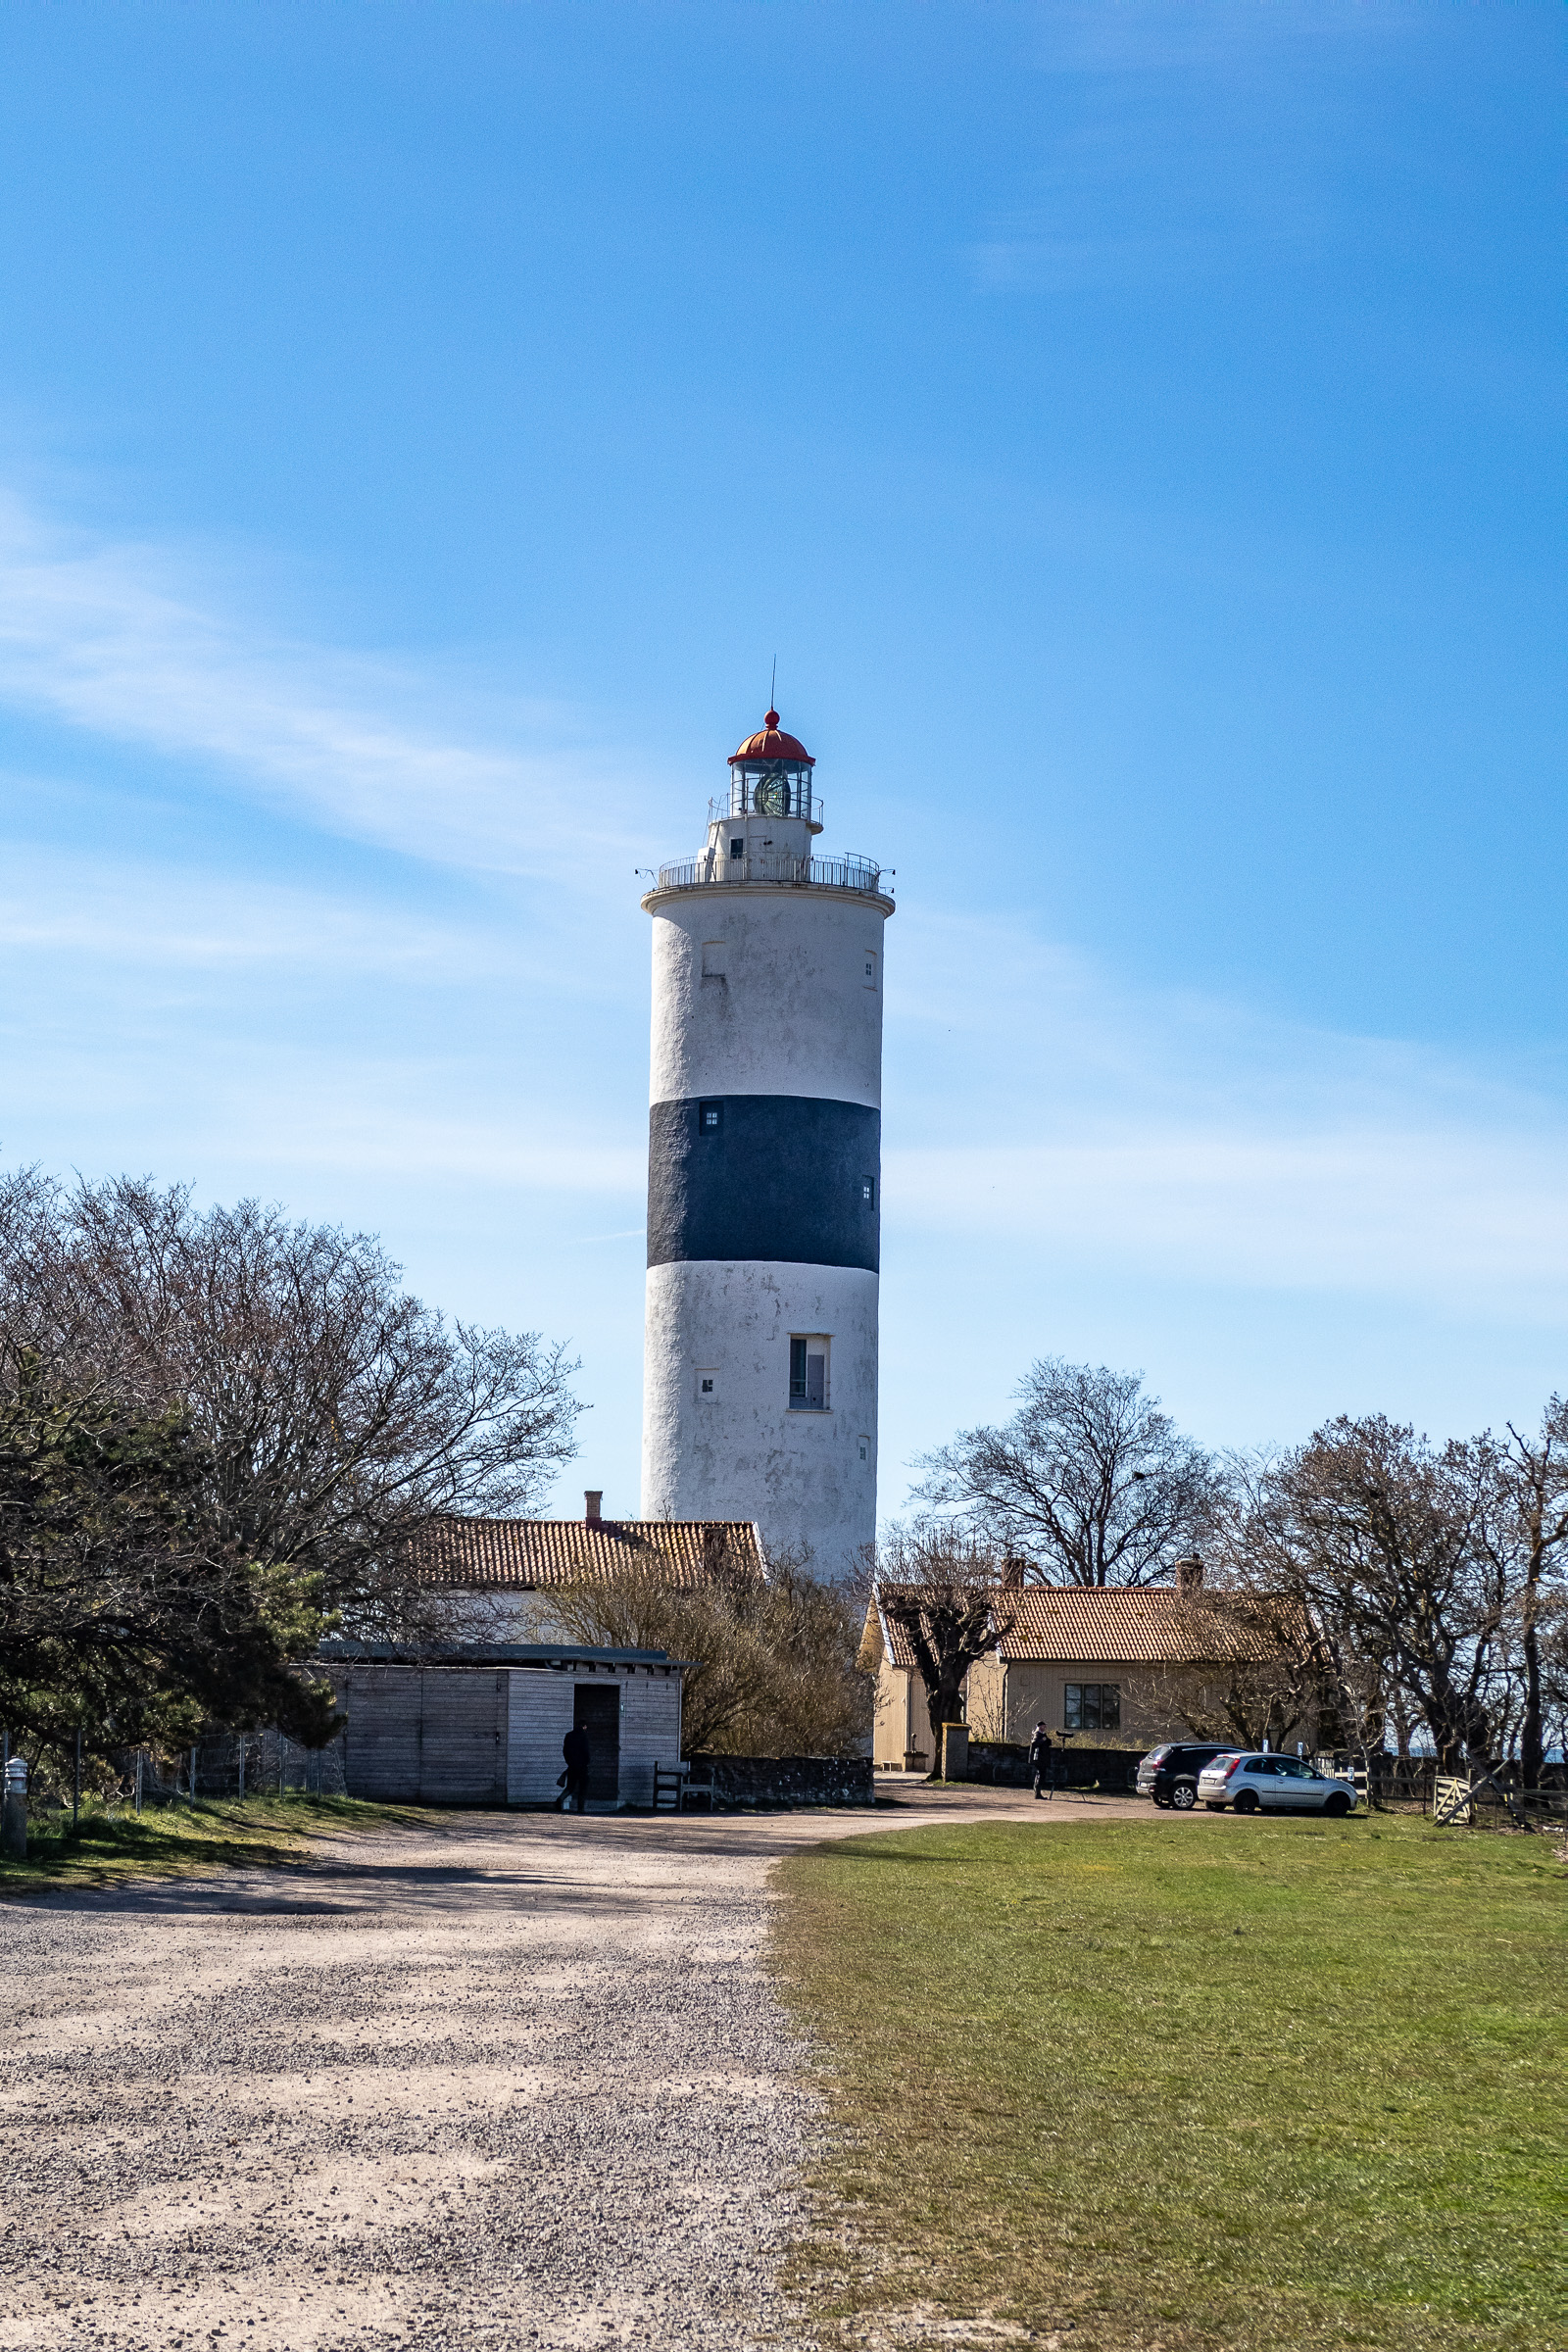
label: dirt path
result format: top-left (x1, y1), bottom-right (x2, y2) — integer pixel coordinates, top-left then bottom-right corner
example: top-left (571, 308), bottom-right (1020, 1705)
top-left (0, 1788), bottom-right (1149, 2352)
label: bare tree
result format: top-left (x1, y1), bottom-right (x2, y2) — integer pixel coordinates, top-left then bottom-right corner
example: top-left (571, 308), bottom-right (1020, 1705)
top-left (0, 1169), bottom-right (583, 1642)
top-left (1492, 1401), bottom-right (1568, 1788)
top-left (549, 1533), bottom-right (872, 1757)
top-left (1227, 1417), bottom-right (1508, 1769)
top-left (915, 1358), bottom-right (1221, 1587)
top-left (1124, 1585), bottom-right (1332, 1752)
top-left (873, 1519), bottom-right (1015, 1767)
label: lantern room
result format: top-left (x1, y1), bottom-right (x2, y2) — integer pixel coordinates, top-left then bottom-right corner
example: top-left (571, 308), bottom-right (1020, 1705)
top-left (724, 710), bottom-right (822, 831)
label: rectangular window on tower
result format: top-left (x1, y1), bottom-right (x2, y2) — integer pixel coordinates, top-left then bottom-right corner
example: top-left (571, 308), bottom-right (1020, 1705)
top-left (699, 1100), bottom-right (722, 1134)
top-left (863, 950), bottom-right (878, 990)
top-left (789, 1335), bottom-right (830, 1411)
top-left (702, 940), bottom-right (726, 979)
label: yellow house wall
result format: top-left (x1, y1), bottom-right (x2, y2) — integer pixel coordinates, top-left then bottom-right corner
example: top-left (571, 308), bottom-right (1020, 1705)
top-left (985, 1662), bottom-right (1312, 1749)
top-left (872, 1660), bottom-right (936, 1767)
top-left (869, 1623), bottom-right (1315, 1767)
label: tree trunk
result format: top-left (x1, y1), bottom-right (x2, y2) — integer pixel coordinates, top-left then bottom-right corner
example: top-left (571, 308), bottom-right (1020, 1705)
top-left (1521, 1544), bottom-right (1544, 1789)
top-left (925, 1673), bottom-right (966, 1765)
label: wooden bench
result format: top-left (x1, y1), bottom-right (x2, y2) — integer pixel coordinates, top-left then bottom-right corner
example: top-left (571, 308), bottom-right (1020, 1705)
top-left (651, 1761), bottom-right (716, 1812)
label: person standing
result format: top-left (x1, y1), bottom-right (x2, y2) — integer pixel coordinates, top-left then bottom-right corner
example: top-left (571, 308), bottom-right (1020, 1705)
top-left (1029, 1722), bottom-right (1054, 1800)
top-left (559, 1722), bottom-right (592, 1813)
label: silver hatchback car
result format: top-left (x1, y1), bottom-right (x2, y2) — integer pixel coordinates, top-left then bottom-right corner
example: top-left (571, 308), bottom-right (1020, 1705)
top-left (1197, 1752), bottom-right (1360, 1816)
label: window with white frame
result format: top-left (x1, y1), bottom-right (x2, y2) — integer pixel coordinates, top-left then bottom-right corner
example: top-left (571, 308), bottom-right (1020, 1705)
top-left (789, 1335), bottom-right (830, 1411)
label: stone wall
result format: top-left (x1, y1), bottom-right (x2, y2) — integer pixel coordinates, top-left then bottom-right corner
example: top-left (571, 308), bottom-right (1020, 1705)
top-left (968, 1739), bottom-right (1145, 1792)
top-left (691, 1752), bottom-right (876, 1808)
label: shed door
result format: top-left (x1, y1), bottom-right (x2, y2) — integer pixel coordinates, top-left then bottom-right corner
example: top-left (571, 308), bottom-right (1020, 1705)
top-left (573, 1683), bottom-right (620, 1804)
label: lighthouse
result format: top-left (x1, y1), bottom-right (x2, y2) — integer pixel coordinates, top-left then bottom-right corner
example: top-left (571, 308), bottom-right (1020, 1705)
top-left (639, 710), bottom-right (895, 1576)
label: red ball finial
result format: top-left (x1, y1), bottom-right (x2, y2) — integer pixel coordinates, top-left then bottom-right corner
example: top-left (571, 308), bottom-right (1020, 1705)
top-left (764, 709), bottom-right (779, 727)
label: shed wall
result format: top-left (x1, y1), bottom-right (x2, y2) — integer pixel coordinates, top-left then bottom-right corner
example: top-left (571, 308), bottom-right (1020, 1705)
top-left (507, 1670), bottom-right (576, 1804)
top-left (334, 1661), bottom-right (685, 1808)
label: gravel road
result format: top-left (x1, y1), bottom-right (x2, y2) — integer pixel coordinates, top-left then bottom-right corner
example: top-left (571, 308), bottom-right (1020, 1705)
top-left (0, 1789), bottom-right (1144, 2352)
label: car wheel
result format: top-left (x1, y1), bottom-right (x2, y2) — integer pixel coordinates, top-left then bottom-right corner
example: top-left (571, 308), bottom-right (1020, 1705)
top-left (1234, 1789), bottom-right (1259, 1815)
top-left (1323, 1791), bottom-right (1350, 1817)
top-left (1171, 1782), bottom-right (1198, 1811)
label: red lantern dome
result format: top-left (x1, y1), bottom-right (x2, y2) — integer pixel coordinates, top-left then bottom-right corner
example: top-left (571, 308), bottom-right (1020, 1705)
top-left (728, 710), bottom-right (814, 767)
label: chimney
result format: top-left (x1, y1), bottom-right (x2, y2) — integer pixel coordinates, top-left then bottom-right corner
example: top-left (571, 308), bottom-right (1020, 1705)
top-left (1174, 1554), bottom-right (1203, 1596)
top-left (584, 1491), bottom-right (603, 1525)
top-left (1000, 1556), bottom-right (1027, 1590)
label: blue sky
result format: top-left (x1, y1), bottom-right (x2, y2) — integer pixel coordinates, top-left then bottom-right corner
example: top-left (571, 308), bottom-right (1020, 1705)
top-left (0, 1), bottom-right (1562, 1516)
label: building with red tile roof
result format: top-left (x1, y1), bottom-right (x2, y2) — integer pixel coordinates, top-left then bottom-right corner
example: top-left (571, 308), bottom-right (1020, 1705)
top-left (861, 1564), bottom-right (1316, 1769)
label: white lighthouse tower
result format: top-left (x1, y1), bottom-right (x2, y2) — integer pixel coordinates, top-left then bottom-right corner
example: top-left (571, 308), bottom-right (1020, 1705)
top-left (639, 710), bottom-right (895, 1576)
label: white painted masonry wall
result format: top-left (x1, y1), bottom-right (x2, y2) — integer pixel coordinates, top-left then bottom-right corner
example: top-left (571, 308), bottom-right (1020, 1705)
top-left (648, 885), bottom-right (888, 1108)
top-left (643, 1258), bottom-right (877, 1576)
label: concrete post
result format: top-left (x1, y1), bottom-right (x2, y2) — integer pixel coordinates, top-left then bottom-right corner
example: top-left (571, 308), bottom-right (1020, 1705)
top-left (2, 1757), bottom-right (27, 1861)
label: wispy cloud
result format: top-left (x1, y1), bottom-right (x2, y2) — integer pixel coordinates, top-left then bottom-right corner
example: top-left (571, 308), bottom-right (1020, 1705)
top-left (0, 840), bottom-right (518, 979)
top-left (0, 493), bottom-right (639, 877)
top-left (967, 1), bottom-right (1393, 297)
top-left (886, 911), bottom-right (1568, 1312)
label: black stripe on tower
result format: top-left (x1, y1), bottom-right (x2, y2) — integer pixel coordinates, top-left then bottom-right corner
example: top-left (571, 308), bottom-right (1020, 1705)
top-left (647, 1096), bottom-right (880, 1273)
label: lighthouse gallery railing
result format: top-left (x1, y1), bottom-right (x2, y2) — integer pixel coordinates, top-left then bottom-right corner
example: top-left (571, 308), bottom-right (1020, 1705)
top-left (652, 852), bottom-right (890, 898)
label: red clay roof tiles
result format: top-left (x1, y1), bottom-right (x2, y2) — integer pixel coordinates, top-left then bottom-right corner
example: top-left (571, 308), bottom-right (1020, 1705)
top-left (872, 1583), bottom-right (1308, 1669)
top-left (415, 1514), bottom-right (765, 1590)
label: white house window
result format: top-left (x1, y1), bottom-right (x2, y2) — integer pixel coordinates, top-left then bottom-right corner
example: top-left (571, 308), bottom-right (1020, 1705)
top-left (789, 1335), bottom-right (829, 1411)
top-left (1064, 1683), bottom-right (1120, 1732)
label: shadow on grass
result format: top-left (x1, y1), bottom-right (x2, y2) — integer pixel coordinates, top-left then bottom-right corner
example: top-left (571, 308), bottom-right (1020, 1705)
top-left (0, 1794), bottom-right (423, 1897)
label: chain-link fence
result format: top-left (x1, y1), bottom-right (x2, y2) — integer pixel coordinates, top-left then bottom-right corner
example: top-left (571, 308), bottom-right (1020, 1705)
top-left (128, 1729), bottom-right (348, 1803)
top-left (0, 1725), bottom-right (349, 1828)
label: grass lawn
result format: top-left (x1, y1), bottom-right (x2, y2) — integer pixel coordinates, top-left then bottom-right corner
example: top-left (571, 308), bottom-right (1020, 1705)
top-left (775, 1815), bottom-right (1566, 2352)
top-left (0, 1792), bottom-right (410, 1894)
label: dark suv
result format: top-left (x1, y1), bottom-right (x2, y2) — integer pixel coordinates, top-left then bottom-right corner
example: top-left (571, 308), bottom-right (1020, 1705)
top-left (1137, 1742), bottom-right (1232, 1811)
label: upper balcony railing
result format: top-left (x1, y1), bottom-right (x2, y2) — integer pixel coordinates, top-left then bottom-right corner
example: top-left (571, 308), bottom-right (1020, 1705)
top-left (650, 851), bottom-right (891, 899)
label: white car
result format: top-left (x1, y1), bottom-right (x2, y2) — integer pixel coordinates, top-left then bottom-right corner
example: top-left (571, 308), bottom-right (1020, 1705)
top-left (1197, 1752), bottom-right (1360, 1817)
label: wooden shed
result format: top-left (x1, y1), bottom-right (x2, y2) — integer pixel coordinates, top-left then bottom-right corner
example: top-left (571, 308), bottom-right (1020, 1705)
top-left (322, 1642), bottom-right (685, 1809)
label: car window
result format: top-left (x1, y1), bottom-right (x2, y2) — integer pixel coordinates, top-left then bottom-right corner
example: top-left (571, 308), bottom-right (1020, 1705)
top-left (1251, 1757), bottom-right (1281, 1776)
top-left (1279, 1758), bottom-right (1311, 1778)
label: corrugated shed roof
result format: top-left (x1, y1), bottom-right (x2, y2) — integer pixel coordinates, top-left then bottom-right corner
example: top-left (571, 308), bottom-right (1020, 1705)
top-left (870, 1583), bottom-right (1310, 1669)
top-left (415, 1514), bottom-right (766, 1590)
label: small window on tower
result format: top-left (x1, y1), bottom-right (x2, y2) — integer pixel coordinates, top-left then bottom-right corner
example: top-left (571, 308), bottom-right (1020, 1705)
top-left (699, 1101), bottom-right (722, 1134)
top-left (858, 1434), bottom-right (869, 1463)
top-left (698, 1368), bottom-right (718, 1401)
top-left (789, 1335), bottom-right (830, 1411)
top-left (702, 940), bottom-right (726, 979)
top-left (729, 839), bottom-right (743, 859)
top-left (860, 1176), bottom-right (875, 1207)
top-left (863, 951), bottom-right (878, 990)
